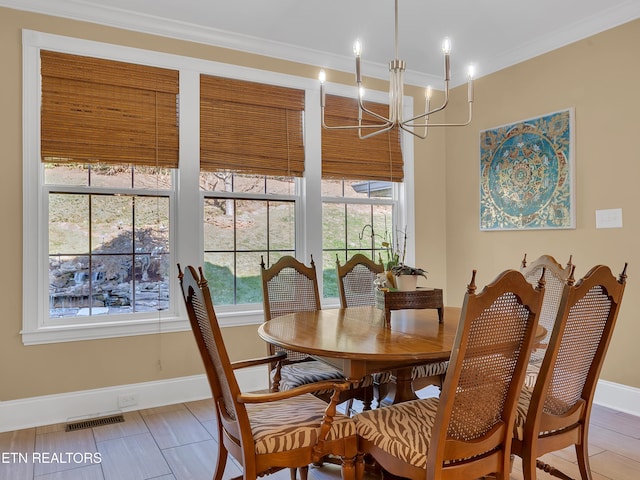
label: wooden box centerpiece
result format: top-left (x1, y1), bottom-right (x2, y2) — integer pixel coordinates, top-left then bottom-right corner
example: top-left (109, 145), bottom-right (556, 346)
top-left (375, 287), bottom-right (444, 325)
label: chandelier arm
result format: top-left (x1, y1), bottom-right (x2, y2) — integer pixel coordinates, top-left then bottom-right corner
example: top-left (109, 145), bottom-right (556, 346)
top-left (399, 122), bottom-right (428, 140)
top-left (357, 98), bottom-right (393, 124)
top-left (359, 124), bottom-right (396, 139)
top-left (405, 82), bottom-right (450, 124)
top-left (403, 102), bottom-right (473, 128)
top-left (321, 114), bottom-right (393, 131)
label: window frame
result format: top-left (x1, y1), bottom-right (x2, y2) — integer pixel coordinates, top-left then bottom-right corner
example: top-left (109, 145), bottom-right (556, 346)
top-left (21, 30), bottom-right (414, 344)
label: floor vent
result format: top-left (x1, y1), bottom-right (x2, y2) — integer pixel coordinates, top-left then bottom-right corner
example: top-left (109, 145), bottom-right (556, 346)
top-left (65, 414), bottom-right (125, 432)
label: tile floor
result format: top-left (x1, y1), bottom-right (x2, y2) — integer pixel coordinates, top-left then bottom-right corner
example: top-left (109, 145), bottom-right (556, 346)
top-left (1, 395), bottom-right (639, 480)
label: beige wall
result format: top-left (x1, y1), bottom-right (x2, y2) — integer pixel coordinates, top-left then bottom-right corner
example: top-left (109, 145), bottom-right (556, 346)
top-left (443, 19), bottom-right (640, 388)
top-left (1, 7), bottom-right (638, 404)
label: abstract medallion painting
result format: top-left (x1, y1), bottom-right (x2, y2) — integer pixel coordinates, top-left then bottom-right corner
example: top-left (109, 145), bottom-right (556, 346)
top-left (480, 109), bottom-right (575, 230)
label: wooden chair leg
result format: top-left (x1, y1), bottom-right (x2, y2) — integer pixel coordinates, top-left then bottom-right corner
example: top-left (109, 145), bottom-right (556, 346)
top-left (213, 441), bottom-right (228, 480)
top-left (536, 459), bottom-right (575, 480)
top-left (298, 465), bottom-right (309, 480)
top-left (355, 453), bottom-right (365, 480)
top-left (575, 441), bottom-right (594, 480)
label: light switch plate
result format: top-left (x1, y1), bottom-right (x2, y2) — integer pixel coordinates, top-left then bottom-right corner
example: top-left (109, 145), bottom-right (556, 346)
top-left (595, 208), bottom-right (623, 229)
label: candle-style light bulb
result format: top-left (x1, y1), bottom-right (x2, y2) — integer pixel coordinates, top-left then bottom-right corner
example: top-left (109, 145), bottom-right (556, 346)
top-left (467, 64), bottom-right (475, 80)
top-left (467, 64), bottom-right (475, 103)
top-left (441, 37), bottom-right (451, 55)
top-left (425, 85), bottom-right (432, 116)
top-left (442, 38), bottom-right (451, 82)
top-left (319, 70), bottom-right (327, 108)
top-left (353, 40), bottom-right (362, 57)
top-left (354, 40), bottom-right (362, 84)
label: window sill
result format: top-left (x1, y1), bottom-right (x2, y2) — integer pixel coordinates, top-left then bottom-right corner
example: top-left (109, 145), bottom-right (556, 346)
top-left (21, 309), bottom-right (265, 345)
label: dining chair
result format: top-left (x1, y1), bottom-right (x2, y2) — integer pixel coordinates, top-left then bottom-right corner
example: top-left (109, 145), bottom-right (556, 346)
top-left (520, 254), bottom-right (574, 389)
top-left (336, 253), bottom-right (449, 406)
top-left (336, 253), bottom-right (384, 308)
top-left (354, 268), bottom-right (545, 480)
top-left (261, 255), bottom-right (372, 410)
top-left (261, 255), bottom-right (343, 393)
top-left (512, 263), bottom-right (627, 480)
top-left (178, 264), bottom-right (357, 480)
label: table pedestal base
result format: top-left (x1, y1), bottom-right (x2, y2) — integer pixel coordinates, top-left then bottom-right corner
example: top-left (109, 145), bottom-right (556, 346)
top-left (378, 367), bottom-right (418, 406)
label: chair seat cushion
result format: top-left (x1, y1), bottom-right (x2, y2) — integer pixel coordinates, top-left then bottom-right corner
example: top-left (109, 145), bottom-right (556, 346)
top-left (372, 361), bottom-right (450, 385)
top-left (273, 360), bottom-right (345, 392)
top-left (354, 397), bottom-right (440, 470)
top-left (514, 385), bottom-right (533, 441)
top-left (523, 362), bottom-right (540, 389)
top-left (247, 393), bottom-right (356, 455)
top-left (411, 361), bottom-right (449, 379)
top-left (273, 360), bottom-right (373, 395)
top-left (514, 385), bottom-right (572, 441)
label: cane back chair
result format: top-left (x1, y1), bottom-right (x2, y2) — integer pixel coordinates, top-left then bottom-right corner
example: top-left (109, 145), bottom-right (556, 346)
top-left (178, 264), bottom-right (357, 480)
top-left (513, 263), bottom-right (628, 480)
top-left (354, 269), bottom-right (545, 480)
top-left (261, 255), bottom-right (372, 410)
top-left (520, 254), bottom-right (574, 388)
top-left (336, 253), bottom-right (385, 308)
top-left (261, 255), bottom-right (344, 394)
top-left (336, 253), bottom-right (449, 406)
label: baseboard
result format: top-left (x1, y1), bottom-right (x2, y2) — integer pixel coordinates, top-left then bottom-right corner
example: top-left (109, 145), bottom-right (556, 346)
top-left (1, 374), bottom-right (637, 433)
top-left (0, 366), bottom-right (269, 433)
top-left (593, 379), bottom-right (640, 417)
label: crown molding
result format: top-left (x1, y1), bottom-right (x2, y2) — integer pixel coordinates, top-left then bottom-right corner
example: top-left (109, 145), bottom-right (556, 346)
top-left (477, 0), bottom-right (640, 79)
top-left (2, 0), bottom-right (639, 88)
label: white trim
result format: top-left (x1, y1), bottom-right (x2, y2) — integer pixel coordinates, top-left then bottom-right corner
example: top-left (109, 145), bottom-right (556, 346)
top-left (21, 29), bottom-right (413, 344)
top-left (0, 367), bottom-right (269, 433)
top-left (21, 310), bottom-right (265, 346)
top-left (593, 379), bottom-right (640, 417)
top-left (1, 376), bottom-right (637, 433)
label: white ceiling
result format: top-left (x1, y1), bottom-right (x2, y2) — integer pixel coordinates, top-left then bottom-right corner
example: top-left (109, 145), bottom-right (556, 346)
top-left (3, 0), bottom-right (640, 87)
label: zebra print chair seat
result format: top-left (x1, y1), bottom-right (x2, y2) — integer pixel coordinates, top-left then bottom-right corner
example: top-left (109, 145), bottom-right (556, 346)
top-left (371, 361), bottom-right (449, 394)
top-left (178, 265), bottom-right (357, 480)
top-left (512, 264), bottom-right (627, 480)
top-left (276, 361), bottom-right (375, 392)
top-left (354, 269), bottom-right (545, 480)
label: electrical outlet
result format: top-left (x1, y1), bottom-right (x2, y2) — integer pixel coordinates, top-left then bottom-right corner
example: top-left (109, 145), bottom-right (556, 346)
top-left (118, 393), bottom-right (139, 408)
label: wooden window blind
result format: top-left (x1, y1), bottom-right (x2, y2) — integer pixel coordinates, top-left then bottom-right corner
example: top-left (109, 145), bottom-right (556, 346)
top-left (200, 75), bottom-right (305, 177)
top-left (40, 50), bottom-right (179, 168)
top-left (321, 94), bottom-right (404, 182)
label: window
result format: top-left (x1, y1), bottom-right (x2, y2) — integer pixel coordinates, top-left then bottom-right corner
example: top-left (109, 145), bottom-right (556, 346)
top-left (22, 31), bottom-right (413, 344)
top-left (39, 51), bottom-right (178, 322)
top-left (46, 165), bottom-right (172, 318)
top-left (199, 75), bottom-right (304, 306)
top-left (201, 173), bottom-right (296, 305)
top-left (321, 95), bottom-right (404, 298)
top-left (23, 34), bottom-right (183, 344)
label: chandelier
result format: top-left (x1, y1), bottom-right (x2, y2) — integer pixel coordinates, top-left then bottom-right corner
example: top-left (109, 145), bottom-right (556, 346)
top-left (319, 0), bottom-right (475, 139)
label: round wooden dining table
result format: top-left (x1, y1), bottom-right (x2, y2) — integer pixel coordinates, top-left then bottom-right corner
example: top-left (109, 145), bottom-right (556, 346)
top-left (257, 305), bottom-right (461, 404)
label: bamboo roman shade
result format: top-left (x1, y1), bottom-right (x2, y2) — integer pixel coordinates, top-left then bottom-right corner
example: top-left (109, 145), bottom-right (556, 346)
top-left (40, 50), bottom-right (179, 168)
top-left (200, 75), bottom-right (305, 177)
top-left (322, 94), bottom-right (404, 182)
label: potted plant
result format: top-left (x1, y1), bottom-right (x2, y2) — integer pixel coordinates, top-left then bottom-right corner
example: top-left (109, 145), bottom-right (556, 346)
top-left (360, 222), bottom-right (427, 291)
top-left (378, 225), bottom-right (427, 291)
top-left (390, 264), bottom-right (428, 291)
